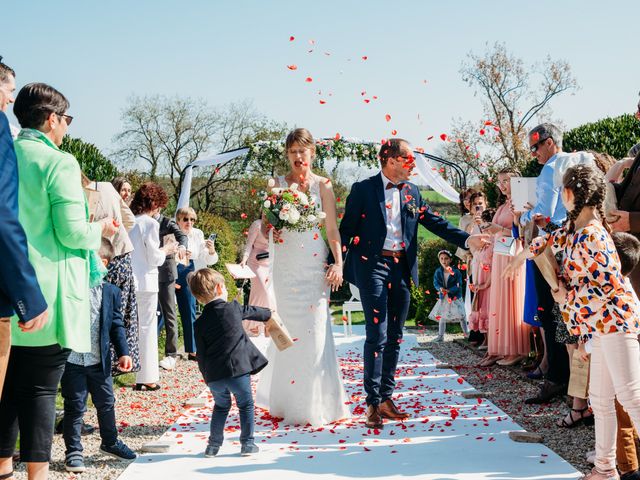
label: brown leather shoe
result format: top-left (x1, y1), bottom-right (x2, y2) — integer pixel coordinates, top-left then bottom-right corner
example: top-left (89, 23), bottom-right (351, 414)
top-left (365, 405), bottom-right (383, 429)
top-left (379, 399), bottom-right (411, 420)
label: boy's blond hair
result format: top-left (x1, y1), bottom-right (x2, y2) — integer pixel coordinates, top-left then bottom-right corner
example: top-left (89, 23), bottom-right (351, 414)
top-left (188, 268), bottom-right (225, 304)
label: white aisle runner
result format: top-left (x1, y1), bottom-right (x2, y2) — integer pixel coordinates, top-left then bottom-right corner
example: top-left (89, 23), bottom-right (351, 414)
top-left (119, 326), bottom-right (580, 480)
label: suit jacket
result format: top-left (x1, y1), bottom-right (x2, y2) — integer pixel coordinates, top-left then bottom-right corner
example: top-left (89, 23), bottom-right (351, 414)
top-left (340, 173), bottom-right (469, 288)
top-left (194, 299), bottom-right (271, 383)
top-left (98, 283), bottom-right (129, 377)
top-left (157, 214), bottom-right (188, 283)
top-left (0, 113), bottom-right (47, 321)
top-left (433, 266), bottom-right (463, 301)
top-left (12, 129), bottom-right (101, 351)
top-left (84, 181), bottom-right (135, 257)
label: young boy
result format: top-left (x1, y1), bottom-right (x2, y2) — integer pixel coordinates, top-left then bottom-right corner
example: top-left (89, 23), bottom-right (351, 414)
top-left (188, 268), bottom-right (272, 457)
top-left (61, 239), bottom-right (136, 473)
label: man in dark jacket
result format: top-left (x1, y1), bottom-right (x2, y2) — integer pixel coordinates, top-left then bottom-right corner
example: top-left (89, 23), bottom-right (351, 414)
top-left (155, 213), bottom-right (188, 370)
top-left (188, 268), bottom-right (272, 458)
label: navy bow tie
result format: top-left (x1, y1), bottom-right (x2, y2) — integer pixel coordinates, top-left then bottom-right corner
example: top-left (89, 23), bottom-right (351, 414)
top-left (385, 182), bottom-right (405, 191)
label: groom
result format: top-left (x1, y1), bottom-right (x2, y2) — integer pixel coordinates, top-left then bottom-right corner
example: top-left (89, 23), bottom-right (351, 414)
top-left (340, 138), bottom-right (488, 429)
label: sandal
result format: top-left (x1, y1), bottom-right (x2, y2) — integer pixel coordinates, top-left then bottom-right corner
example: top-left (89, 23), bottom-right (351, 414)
top-left (134, 383), bottom-right (161, 391)
top-left (557, 407), bottom-right (594, 428)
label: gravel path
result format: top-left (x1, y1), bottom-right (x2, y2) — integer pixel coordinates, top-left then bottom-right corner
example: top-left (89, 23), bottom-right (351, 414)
top-left (10, 331), bottom-right (590, 478)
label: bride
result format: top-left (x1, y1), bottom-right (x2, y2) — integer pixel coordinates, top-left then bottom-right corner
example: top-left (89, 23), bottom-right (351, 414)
top-left (256, 128), bottom-right (350, 426)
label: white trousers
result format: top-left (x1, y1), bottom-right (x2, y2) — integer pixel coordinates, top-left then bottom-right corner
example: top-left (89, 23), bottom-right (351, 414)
top-left (589, 332), bottom-right (640, 472)
top-left (136, 291), bottom-right (159, 384)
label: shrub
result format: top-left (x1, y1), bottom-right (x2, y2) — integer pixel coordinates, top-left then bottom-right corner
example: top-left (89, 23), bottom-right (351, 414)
top-left (196, 212), bottom-right (239, 299)
top-left (60, 135), bottom-right (118, 181)
top-left (413, 239), bottom-right (460, 325)
top-left (564, 114), bottom-right (640, 159)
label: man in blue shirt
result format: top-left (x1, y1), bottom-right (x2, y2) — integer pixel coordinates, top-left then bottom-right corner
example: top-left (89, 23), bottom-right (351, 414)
top-left (515, 123), bottom-right (569, 405)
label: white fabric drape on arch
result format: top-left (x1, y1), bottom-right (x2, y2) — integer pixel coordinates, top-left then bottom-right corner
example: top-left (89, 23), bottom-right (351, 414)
top-left (412, 152), bottom-right (461, 203)
top-left (176, 147), bottom-right (461, 209)
top-left (176, 148), bottom-right (249, 209)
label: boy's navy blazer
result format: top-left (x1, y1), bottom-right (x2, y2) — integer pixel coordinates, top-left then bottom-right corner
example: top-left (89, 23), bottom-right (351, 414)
top-left (194, 299), bottom-right (271, 383)
top-left (99, 282), bottom-right (129, 377)
top-left (339, 173), bottom-right (469, 288)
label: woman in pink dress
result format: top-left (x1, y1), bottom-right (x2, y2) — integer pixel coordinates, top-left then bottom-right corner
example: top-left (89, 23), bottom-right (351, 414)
top-left (484, 168), bottom-right (529, 366)
top-left (240, 219), bottom-right (276, 336)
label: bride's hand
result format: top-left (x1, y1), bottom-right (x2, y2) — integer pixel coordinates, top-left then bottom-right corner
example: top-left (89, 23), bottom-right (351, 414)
top-left (326, 264), bottom-right (343, 292)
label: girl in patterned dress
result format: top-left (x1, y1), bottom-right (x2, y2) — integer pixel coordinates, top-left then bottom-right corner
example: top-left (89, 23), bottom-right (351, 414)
top-left (508, 165), bottom-right (640, 480)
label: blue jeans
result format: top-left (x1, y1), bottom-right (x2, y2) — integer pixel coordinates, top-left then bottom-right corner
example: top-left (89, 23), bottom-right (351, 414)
top-left (61, 362), bottom-right (118, 454)
top-left (176, 261), bottom-right (197, 353)
top-left (207, 374), bottom-right (254, 448)
top-left (359, 256), bottom-right (411, 406)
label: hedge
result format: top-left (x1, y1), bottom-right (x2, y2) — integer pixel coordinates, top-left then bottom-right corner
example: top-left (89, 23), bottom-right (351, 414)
top-left (60, 135), bottom-right (118, 181)
top-left (564, 114), bottom-right (640, 159)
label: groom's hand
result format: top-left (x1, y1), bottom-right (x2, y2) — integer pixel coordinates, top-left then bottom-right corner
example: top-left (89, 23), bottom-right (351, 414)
top-left (467, 234), bottom-right (491, 251)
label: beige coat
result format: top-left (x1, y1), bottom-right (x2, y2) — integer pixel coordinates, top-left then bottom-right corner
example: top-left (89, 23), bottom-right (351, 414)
top-left (84, 181), bottom-right (134, 257)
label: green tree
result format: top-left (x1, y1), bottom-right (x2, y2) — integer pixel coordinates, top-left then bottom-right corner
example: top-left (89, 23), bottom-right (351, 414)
top-left (564, 114), bottom-right (640, 159)
top-left (60, 136), bottom-right (118, 181)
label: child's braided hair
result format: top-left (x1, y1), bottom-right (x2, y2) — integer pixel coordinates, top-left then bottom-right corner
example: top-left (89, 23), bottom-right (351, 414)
top-left (562, 164), bottom-right (610, 233)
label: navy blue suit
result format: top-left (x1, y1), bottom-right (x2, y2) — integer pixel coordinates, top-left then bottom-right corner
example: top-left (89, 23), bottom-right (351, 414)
top-left (339, 173), bottom-right (469, 405)
top-left (0, 112), bottom-right (46, 321)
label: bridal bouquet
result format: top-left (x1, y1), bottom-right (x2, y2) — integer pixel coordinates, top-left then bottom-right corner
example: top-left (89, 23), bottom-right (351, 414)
top-left (262, 179), bottom-right (326, 232)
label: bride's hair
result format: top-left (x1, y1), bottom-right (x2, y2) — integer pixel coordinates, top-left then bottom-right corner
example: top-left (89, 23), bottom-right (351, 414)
top-left (285, 128), bottom-right (316, 156)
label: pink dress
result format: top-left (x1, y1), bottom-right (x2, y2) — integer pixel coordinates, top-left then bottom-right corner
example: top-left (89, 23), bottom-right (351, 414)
top-left (469, 237), bottom-right (493, 333)
top-left (242, 220), bottom-right (276, 335)
top-left (487, 203), bottom-right (529, 356)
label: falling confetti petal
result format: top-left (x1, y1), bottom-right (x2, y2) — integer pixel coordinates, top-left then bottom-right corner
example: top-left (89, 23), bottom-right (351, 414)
top-left (287, 65), bottom-right (298, 70)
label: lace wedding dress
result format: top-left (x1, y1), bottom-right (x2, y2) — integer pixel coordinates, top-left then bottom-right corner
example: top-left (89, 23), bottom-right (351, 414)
top-left (256, 176), bottom-right (350, 426)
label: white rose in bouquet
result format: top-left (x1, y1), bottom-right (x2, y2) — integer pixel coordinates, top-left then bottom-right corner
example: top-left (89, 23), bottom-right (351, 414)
top-left (290, 182), bottom-right (299, 191)
top-left (267, 178), bottom-right (276, 188)
top-left (297, 191), bottom-right (309, 206)
top-left (271, 187), bottom-right (283, 195)
top-left (307, 214), bottom-right (317, 223)
top-left (279, 211), bottom-right (290, 221)
top-left (288, 207), bottom-right (301, 224)
top-left (264, 200), bottom-right (271, 208)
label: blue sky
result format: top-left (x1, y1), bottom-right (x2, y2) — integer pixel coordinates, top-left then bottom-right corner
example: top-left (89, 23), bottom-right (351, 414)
top-left (4, 0), bottom-right (639, 157)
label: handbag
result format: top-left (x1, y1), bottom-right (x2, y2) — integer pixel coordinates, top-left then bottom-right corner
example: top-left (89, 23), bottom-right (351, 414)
top-left (494, 235), bottom-right (517, 256)
top-left (567, 349), bottom-right (590, 399)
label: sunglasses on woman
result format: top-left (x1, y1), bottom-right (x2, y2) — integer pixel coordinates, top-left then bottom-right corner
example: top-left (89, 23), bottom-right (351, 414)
top-left (57, 112), bottom-right (73, 126)
top-left (182, 217), bottom-right (197, 222)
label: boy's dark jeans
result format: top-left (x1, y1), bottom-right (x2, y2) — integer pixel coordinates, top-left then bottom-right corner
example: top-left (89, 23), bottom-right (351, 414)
top-left (207, 374), bottom-right (254, 448)
top-left (61, 362), bottom-right (118, 454)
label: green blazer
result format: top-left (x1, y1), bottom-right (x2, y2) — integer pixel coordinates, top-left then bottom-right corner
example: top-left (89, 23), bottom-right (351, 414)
top-left (11, 129), bottom-right (101, 351)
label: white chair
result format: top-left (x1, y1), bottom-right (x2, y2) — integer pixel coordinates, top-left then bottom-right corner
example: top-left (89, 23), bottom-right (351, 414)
top-left (341, 283), bottom-right (363, 337)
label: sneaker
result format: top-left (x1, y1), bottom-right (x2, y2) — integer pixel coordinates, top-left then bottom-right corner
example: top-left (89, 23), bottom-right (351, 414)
top-left (100, 440), bottom-right (137, 461)
top-left (65, 452), bottom-right (86, 473)
top-left (240, 443), bottom-right (259, 456)
top-left (586, 450), bottom-right (595, 464)
top-left (204, 445), bottom-right (220, 457)
top-left (159, 356), bottom-right (177, 371)
top-left (433, 335), bottom-right (444, 343)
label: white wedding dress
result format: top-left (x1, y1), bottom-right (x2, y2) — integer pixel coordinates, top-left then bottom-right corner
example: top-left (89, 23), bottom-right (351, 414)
top-left (256, 176), bottom-right (350, 426)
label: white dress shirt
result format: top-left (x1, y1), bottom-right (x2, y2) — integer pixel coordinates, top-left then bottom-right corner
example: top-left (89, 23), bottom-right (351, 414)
top-left (381, 172), bottom-right (404, 251)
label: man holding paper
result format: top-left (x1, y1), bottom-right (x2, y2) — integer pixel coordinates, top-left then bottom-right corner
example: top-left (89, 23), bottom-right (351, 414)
top-left (513, 123), bottom-right (569, 405)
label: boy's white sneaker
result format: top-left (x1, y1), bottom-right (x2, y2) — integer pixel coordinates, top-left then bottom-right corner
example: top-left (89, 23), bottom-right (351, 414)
top-left (159, 356), bottom-right (176, 370)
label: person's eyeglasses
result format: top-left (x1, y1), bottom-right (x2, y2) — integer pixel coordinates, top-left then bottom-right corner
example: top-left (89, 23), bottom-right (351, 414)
top-left (57, 113), bottom-right (73, 126)
top-left (182, 217), bottom-right (197, 222)
top-left (529, 137), bottom-right (549, 153)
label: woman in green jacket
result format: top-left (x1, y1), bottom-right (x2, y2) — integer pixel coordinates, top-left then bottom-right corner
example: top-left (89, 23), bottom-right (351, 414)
top-left (0, 83), bottom-right (117, 480)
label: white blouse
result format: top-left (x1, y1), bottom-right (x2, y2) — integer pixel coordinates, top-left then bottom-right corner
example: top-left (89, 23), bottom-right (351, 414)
top-left (187, 227), bottom-right (219, 271)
